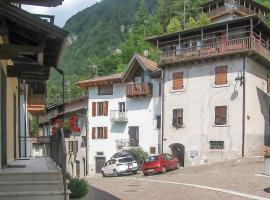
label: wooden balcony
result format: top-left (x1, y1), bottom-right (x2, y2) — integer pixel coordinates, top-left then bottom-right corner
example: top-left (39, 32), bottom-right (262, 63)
top-left (126, 83), bottom-right (152, 98)
top-left (158, 36), bottom-right (270, 66)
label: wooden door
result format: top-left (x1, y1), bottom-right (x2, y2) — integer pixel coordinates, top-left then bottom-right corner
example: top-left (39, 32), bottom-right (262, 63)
top-left (95, 157), bottom-right (106, 173)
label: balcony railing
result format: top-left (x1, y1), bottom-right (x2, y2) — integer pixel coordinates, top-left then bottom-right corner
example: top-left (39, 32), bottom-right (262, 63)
top-left (159, 36), bottom-right (270, 66)
top-left (110, 110), bottom-right (128, 122)
top-left (116, 139), bottom-right (139, 150)
top-left (126, 83), bottom-right (152, 98)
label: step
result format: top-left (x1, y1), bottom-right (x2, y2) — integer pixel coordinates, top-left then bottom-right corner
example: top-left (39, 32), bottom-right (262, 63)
top-left (0, 172), bottom-right (63, 182)
top-left (0, 180), bottom-right (64, 192)
top-left (0, 191), bottom-right (65, 200)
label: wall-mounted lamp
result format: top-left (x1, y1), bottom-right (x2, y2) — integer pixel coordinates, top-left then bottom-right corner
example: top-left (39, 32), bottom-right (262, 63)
top-left (235, 71), bottom-right (244, 86)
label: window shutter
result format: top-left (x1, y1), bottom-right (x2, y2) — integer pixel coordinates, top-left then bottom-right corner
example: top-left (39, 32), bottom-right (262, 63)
top-left (172, 72), bottom-right (183, 90)
top-left (178, 109), bottom-right (183, 126)
top-left (103, 127), bottom-right (108, 139)
top-left (92, 127), bottom-right (96, 139)
top-left (104, 101), bottom-right (108, 116)
top-left (215, 106), bottom-right (227, 125)
top-left (92, 102), bottom-right (96, 117)
top-left (215, 66), bottom-right (227, 85)
top-left (267, 76), bottom-right (270, 93)
top-left (172, 109), bottom-right (177, 126)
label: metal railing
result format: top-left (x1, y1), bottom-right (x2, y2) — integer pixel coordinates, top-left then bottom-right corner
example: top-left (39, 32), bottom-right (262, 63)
top-left (116, 139), bottom-right (139, 150)
top-left (50, 128), bottom-right (67, 200)
top-left (110, 110), bottom-right (128, 122)
top-left (159, 36), bottom-right (270, 66)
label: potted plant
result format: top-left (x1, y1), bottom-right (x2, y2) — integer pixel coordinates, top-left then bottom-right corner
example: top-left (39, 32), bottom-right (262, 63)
top-left (51, 115), bottom-right (81, 138)
top-left (264, 148), bottom-right (270, 176)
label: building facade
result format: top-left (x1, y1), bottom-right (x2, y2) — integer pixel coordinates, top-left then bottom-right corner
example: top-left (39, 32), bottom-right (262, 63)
top-left (77, 54), bottom-right (161, 175)
top-left (146, 0), bottom-right (270, 166)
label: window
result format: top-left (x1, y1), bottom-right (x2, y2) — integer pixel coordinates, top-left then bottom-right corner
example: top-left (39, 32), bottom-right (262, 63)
top-left (209, 141), bottom-right (224, 150)
top-left (98, 85), bottom-right (113, 95)
top-left (73, 141), bottom-right (78, 153)
top-left (150, 147), bottom-right (156, 154)
top-left (119, 102), bottom-right (126, 112)
top-left (267, 75), bottom-right (270, 93)
top-left (215, 66), bottom-right (227, 85)
top-left (97, 102), bottom-right (104, 116)
top-left (215, 106), bottom-right (227, 125)
top-left (156, 116), bottom-right (161, 129)
top-left (92, 127), bottom-right (108, 139)
top-left (173, 109), bottom-right (183, 127)
top-left (68, 141), bottom-right (74, 152)
top-left (172, 72), bottom-right (183, 90)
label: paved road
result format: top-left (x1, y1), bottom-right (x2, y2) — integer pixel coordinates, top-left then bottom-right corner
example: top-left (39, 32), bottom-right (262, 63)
top-left (85, 157), bottom-right (270, 200)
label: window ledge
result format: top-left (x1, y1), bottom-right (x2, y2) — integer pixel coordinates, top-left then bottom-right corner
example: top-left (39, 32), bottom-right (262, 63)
top-left (173, 124), bottom-right (186, 129)
top-left (213, 124), bottom-right (229, 127)
top-left (208, 149), bottom-right (224, 152)
top-left (212, 83), bottom-right (230, 88)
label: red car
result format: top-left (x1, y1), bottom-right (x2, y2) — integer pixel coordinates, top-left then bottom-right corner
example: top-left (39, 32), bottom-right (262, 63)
top-left (142, 154), bottom-right (180, 175)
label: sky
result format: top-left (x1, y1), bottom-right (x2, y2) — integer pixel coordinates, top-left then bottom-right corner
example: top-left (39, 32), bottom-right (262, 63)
top-left (22, 0), bottom-right (101, 27)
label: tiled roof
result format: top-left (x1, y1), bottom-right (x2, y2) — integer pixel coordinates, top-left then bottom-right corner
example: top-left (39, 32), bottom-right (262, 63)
top-left (136, 54), bottom-right (158, 72)
top-left (76, 73), bottom-right (122, 88)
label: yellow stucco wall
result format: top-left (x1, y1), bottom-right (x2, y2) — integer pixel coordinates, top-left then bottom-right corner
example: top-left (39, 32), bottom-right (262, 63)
top-left (0, 36), bottom-right (19, 163)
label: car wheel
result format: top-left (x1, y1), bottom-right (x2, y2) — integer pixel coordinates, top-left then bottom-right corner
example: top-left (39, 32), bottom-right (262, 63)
top-left (161, 166), bottom-right (166, 174)
top-left (101, 171), bottom-right (106, 177)
top-left (143, 173), bottom-right (148, 176)
top-left (113, 169), bottom-right (118, 177)
top-left (176, 163), bottom-right (180, 169)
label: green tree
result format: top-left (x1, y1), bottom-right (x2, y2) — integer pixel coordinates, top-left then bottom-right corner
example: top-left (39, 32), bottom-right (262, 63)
top-left (187, 16), bottom-right (199, 29)
top-left (198, 13), bottom-right (210, 26)
top-left (167, 17), bottom-right (182, 33)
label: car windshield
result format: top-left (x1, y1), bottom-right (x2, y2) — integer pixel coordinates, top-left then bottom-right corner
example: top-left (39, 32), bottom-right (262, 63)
top-left (144, 156), bottom-right (158, 163)
top-left (118, 157), bottom-right (134, 163)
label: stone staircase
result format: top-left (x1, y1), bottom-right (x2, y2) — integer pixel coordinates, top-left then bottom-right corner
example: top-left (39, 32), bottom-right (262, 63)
top-left (0, 158), bottom-right (69, 200)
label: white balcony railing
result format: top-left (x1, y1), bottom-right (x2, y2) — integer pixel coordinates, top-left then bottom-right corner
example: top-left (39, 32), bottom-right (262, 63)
top-left (110, 110), bottom-right (128, 122)
top-left (116, 139), bottom-right (139, 150)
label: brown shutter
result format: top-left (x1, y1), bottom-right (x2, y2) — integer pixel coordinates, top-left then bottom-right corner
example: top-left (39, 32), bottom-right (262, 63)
top-left (172, 109), bottom-right (177, 126)
top-left (172, 72), bottom-right (183, 90)
top-left (104, 101), bottom-right (108, 116)
top-left (215, 66), bottom-right (227, 85)
top-left (215, 106), bottom-right (227, 125)
top-left (267, 76), bottom-right (270, 93)
top-left (103, 127), bottom-right (108, 139)
top-left (178, 109), bottom-right (183, 126)
top-left (92, 127), bottom-right (96, 139)
top-left (92, 102), bottom-right (96, 117)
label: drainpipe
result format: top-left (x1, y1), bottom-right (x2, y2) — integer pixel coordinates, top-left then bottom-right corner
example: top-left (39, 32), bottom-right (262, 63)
top-left (242, 56), bottom-right (246, 158)
top-left (161, 69), bottom-right (165, 153)
top-left (24, 83), bottom-right (27, 157)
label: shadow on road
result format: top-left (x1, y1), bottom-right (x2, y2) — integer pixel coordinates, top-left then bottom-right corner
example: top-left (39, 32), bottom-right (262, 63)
top-left (84, 185), bottom-right (121, 200)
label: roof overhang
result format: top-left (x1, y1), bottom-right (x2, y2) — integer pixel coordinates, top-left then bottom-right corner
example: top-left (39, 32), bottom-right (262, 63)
top-left (5, 0), bottom-right (64, 7)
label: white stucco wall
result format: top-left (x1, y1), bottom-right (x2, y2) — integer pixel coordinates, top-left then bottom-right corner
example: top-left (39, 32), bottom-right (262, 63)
top-left (245, 58), bottom-right (270, 155)
top-left (163, 57), bottom-right (245, 166)
top-left (88, 79), bottom-right (161, 175)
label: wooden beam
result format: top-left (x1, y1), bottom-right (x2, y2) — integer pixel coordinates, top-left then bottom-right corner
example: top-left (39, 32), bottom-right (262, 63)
top-left (0, 44), bottom-right (43, 54)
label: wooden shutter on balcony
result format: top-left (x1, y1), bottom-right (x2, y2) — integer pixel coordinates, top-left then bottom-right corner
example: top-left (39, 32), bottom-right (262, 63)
top-left (92, 102), bottom-right (96, 117)
top-left (215, 66), bottom-right (227, 85)
top-left (267, 75), bottom-right (270, 93)
top-left (92, 127), bottom-right (96, 139)
top-left (104, 101), bottom-right (108, 116)
top-left (103, 127), bottom-right (108, 139)
top-left (172, 72), bottom-right (183, 90)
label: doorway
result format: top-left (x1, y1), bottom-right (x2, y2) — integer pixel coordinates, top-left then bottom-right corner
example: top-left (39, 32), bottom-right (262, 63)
top-left (170, 143), bottom-right (185, 167)
top-left (0, 67), bottom-right (7, 168)
top-left (95, 157), bottom-right (106, 173)
top-left (128, 126), bottom-right (139, 146)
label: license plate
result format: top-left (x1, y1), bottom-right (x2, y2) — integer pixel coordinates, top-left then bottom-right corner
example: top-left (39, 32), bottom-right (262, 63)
top-left (147, 169), bottom-right (154, 172)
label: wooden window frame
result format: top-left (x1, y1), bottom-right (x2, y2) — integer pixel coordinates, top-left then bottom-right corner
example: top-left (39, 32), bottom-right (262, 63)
top-left (215, 106), bottom-right (227, 125)
top-left (215, 66), bottom-right (228, 86)
top-left (173, 109), bottom-right (183, 127)
top-left (172, 72), bottom-right (184, 90)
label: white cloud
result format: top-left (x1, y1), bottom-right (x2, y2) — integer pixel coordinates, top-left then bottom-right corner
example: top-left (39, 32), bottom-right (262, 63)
top-left (22, 0), bottom-right (101, 27)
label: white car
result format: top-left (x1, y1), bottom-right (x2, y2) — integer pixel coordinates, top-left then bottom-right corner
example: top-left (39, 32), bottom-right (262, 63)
top-left (101, 156), bottom-right (138, 177)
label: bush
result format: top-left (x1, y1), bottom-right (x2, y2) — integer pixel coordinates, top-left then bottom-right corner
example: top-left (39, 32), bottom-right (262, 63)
top-left (127, 147), bottom-right (148, 164)
top-left (68, 177), bottom-right (89, 198)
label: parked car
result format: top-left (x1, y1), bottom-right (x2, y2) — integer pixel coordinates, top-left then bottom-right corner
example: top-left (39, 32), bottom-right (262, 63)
top-left (142, 154), bottom-right (180, 175)
top-left (101, 156), bottom-right (138, 177)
